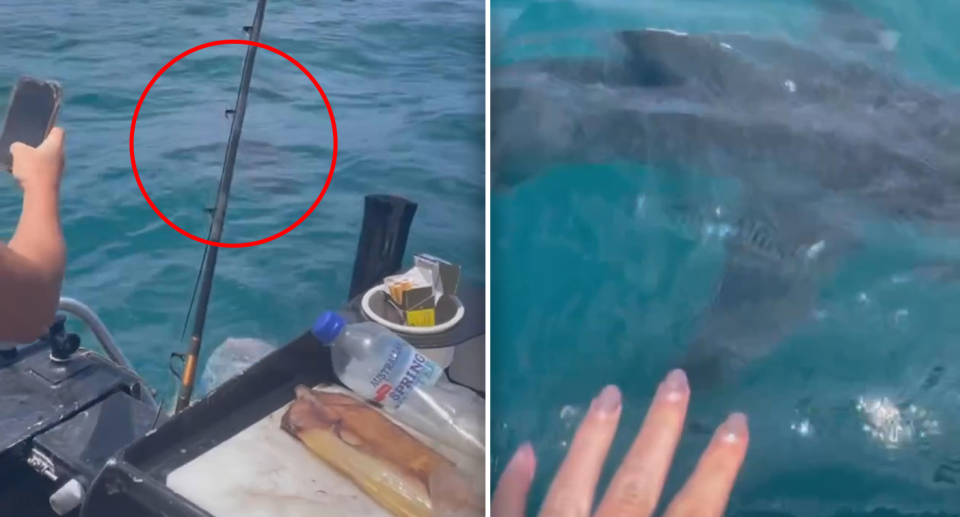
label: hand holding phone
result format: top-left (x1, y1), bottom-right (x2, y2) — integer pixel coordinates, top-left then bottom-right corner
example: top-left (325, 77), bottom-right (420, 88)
top-left (8, 127), bottom-right (66, 196)
top-left (0, 76), bottom-right (63, 172)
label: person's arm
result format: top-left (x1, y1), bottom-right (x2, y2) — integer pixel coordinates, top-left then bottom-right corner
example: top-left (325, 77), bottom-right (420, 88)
top-left (0, 128), bottom-right (67, 343)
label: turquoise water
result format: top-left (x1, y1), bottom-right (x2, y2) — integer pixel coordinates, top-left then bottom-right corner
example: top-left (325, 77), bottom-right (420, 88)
top-left (491, 1), bottom-right (960, 515)
top-left (0, 0), bottom-right (484, 395)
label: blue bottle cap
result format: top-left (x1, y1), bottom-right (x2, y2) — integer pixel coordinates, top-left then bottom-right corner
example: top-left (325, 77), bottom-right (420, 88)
top-left (312, 311), bottom-right (346, 345)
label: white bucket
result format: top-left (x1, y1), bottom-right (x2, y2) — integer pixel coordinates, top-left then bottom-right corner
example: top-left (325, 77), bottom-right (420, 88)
top-left (359, 284), bottom-right (464, 368)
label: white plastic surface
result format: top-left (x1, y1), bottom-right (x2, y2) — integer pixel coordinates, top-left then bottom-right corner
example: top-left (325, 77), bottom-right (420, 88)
top-left (165, 385), bottom-right (482, 517)
top-left (49, 478), bottom-right (84, 516)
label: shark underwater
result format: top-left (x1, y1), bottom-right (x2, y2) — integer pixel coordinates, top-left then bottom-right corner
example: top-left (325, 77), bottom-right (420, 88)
top-left (492, 2), bottom-right (960, 388)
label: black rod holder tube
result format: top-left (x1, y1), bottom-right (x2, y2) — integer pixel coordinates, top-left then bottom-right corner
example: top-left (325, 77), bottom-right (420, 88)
top-left (174, 0), bottom-right (268, 414)
top-left (348, 194), bottom-right (419, 301)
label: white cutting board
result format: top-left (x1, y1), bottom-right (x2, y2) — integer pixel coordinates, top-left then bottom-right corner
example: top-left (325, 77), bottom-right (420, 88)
top-left (165, 386), bottom-right (479, 517)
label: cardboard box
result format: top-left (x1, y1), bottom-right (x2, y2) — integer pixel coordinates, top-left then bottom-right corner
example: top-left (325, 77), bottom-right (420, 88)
top-left (382, 254), bottom-right (462, 328)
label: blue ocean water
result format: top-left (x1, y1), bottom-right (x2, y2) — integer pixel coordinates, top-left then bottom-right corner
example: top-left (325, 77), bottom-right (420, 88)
top-left (0, 0), bottom-right (484, 395)
top-left (491, 0), bottom-right (960, 515)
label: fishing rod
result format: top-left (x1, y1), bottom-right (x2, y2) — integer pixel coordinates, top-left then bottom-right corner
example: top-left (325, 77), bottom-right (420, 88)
top-left (172, 0), bottom-right (268, 414)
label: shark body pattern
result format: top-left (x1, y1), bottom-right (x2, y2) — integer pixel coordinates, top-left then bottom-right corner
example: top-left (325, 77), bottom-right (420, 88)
top-left (492, 2), bottom-right (960, 386)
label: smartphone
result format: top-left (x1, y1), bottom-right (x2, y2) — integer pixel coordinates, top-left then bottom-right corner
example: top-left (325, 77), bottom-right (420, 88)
top-left (0, 76), bottom-right (63, 171)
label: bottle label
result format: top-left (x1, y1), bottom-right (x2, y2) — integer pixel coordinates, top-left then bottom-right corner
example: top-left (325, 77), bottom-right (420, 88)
top-left (369, 339), bottom-right (443, 410)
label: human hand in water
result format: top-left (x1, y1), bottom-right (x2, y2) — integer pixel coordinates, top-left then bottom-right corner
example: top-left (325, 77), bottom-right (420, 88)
top-left (492, 369), bottom-right (749, 517)
top-left (10, 127), bottom-right (66, 196)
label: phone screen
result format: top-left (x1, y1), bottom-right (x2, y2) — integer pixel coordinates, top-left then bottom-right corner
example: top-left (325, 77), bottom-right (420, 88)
top-left (0, 77), bottom-right (61, 171)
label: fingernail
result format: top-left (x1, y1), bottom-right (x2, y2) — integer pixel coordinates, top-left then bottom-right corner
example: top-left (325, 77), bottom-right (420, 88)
top-left (591, 385), bottom-right (622, 415)
top-left (661, 369), bottom-right (689, 401)
top-left (515, 442), bottom-right (534, 463)
top-left (718, 413), bottom-right (748, 443)
top-left (507, 442), bottom-right (536, 479)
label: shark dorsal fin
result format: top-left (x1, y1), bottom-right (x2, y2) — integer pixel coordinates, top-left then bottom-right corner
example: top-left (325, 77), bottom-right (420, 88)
top-left (616, 29), bottom-right (689, 87)
top-left (615, 29), bottom-right (769, 95)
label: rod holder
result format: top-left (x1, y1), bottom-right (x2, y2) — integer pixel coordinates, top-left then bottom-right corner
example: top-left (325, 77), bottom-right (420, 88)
top-left (348, 194), bottom-right (418, 301)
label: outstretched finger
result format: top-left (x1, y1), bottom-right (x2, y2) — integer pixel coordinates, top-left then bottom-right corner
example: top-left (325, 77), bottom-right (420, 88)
top-left (539, 385), bottom-right (622, 517)
top-left (662, 412), bottom-right (749, 517)
top-left (492, 443), bottom-right (537, 517)
top-left (594, 369), bottom-right (690, 517)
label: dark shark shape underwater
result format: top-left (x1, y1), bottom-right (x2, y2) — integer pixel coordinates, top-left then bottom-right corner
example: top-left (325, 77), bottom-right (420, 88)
top-left (493, 5), bottom-right (960, 388)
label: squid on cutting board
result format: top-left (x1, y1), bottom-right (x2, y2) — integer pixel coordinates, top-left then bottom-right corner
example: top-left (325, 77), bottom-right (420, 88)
top-left (281, 385), bottom-right (482, 517)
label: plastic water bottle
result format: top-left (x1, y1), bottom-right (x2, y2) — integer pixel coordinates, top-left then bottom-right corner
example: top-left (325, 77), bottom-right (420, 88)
top-left (312, 311), bottom-right (485, 459)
